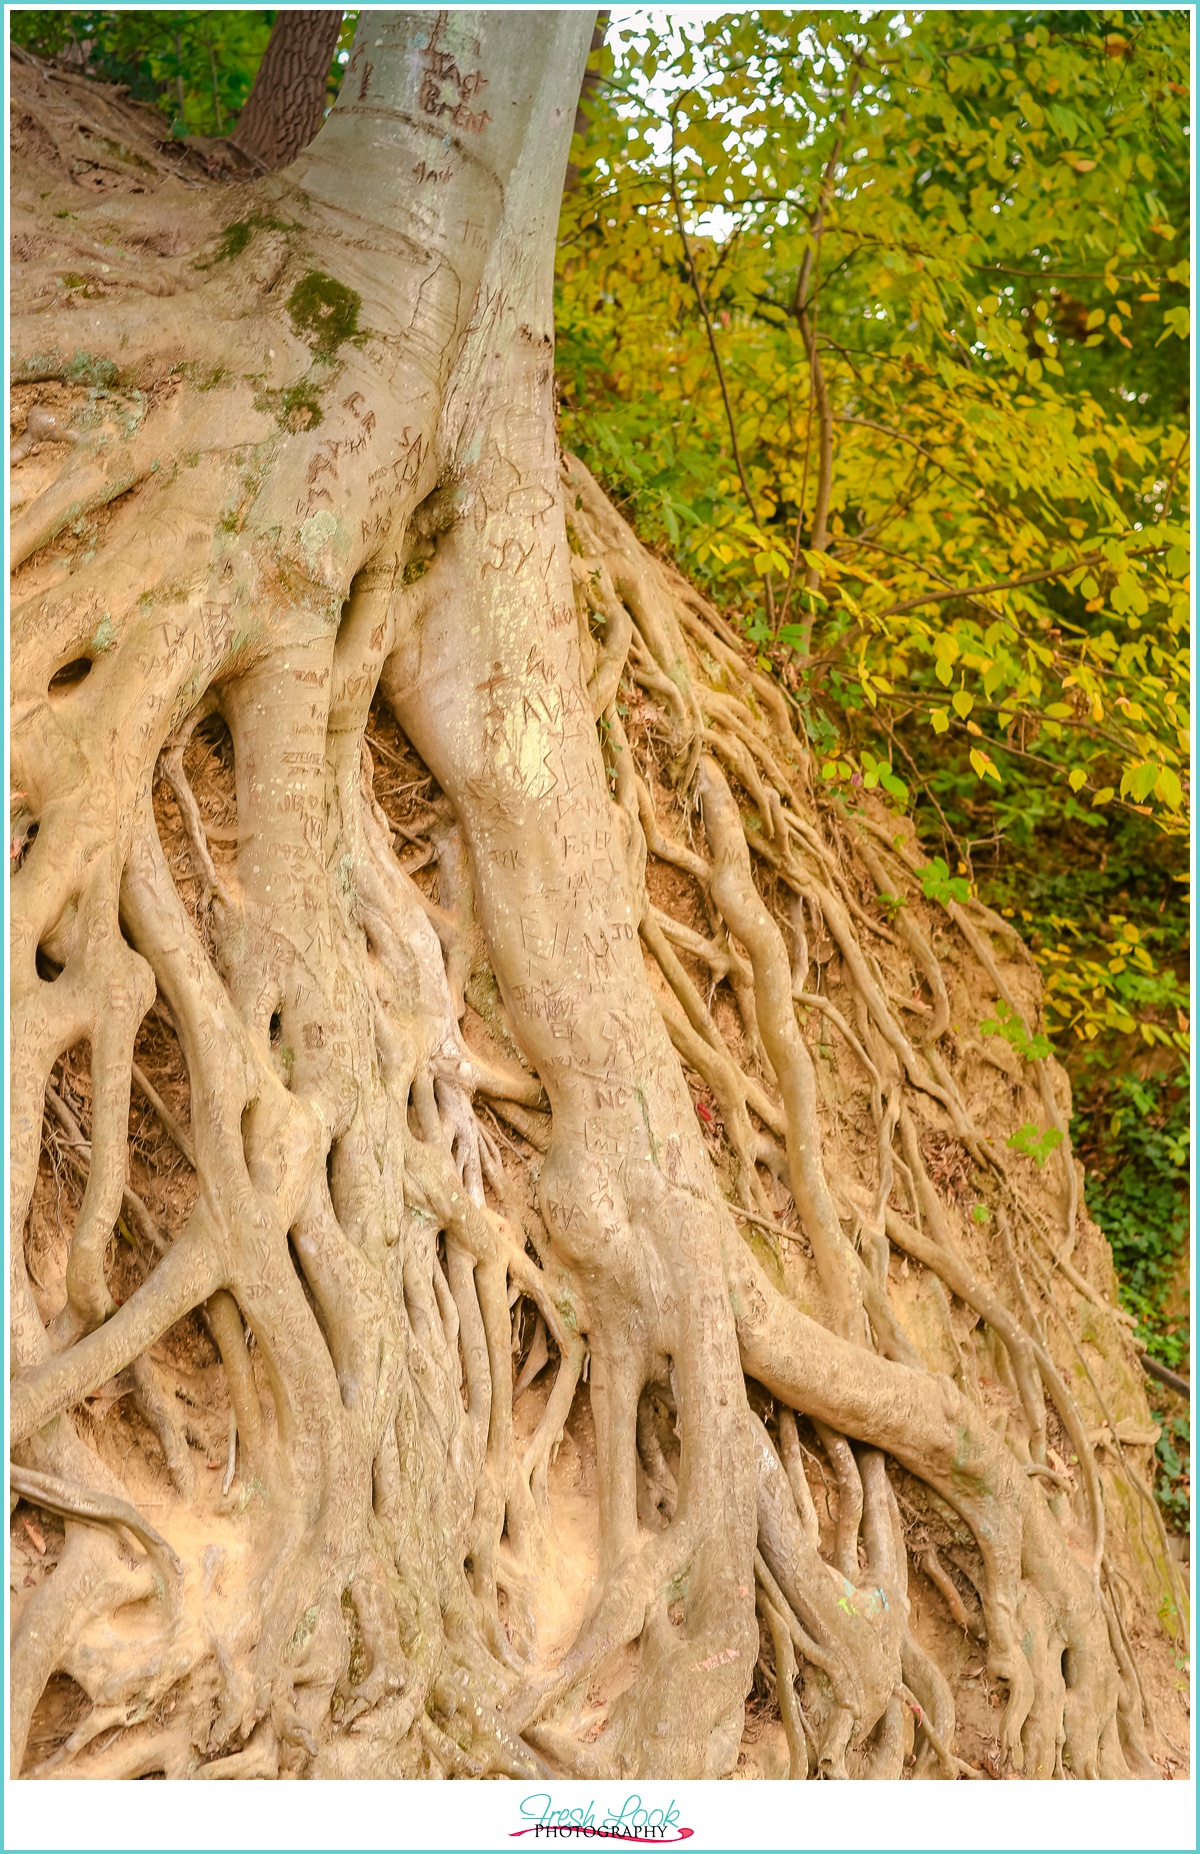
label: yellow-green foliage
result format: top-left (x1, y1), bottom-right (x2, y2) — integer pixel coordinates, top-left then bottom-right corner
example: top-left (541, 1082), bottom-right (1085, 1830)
top-left (557, 10), bottom-right (1189, 833)
top-left (556, 8), bottom-right (1190, 1078)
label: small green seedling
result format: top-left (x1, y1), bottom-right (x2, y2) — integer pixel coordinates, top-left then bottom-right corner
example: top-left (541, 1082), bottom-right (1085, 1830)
top-left (1006, 1122), bottom-right (1064, 1167)
top-left (980, 1000), bottom-right (1052, 1061)
top-left (919, 855), bottom-right (970, 906)
top-left (860, 749), bottom-right (908, 802)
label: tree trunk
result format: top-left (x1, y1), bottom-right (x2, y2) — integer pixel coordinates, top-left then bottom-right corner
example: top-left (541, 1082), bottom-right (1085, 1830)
top-left (563, 10), bottom-right (609, 195)
top-left (8, 12), bottom-right (1186, 1783)
top-left (228, 8), bottom-right (344, 173)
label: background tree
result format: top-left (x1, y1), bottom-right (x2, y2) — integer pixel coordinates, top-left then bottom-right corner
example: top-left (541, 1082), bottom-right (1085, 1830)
top-left (11, 9), bottom-right (281, 138)
top-left (8, 8), bottom-right (1189, 1786)
top-left (228, 10), bottom-right (345, 172)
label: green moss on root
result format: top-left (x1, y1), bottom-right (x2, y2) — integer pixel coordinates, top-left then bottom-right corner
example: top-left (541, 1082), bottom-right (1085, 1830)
top-left (287, 271), bottom-right (362, 359)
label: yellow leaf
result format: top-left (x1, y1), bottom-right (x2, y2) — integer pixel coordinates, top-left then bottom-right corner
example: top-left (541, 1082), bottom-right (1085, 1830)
top-left (931, 709), bottom-right (950, 734)
top-left (1068, 768), bottom-right (1087, 792)
top-left (952, 689), bottom-right (974, 718)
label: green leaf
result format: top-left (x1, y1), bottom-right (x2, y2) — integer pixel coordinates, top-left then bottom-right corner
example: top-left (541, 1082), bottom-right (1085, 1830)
top-left (1006, 1123), bottom-right (1064, 1166)
top-left (981, 1001), bottom-right (1052, 1061)
top-left (1157, 304), bottom-right (1190, 344)
top-left (920, 857), bottom-right (970, 907)
top-left (1155, 766), bottom-right (1183, 810)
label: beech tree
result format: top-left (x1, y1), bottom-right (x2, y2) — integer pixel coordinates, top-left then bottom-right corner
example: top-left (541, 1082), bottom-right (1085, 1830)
top-left (9, 10), bottom-right (1187, 1784)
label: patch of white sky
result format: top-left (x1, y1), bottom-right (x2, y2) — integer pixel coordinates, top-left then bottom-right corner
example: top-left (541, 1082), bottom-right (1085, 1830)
top-left (605, 9), bottom-right (1041, 340)
top-left (604, 7), bottom-right (799, 241)
top-left (604, 9), bottom-right (892, 245)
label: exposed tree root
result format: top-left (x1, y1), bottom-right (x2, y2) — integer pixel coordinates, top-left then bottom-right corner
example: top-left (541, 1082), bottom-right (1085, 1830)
top-left (8, 21), bottom-right (1187, 1784)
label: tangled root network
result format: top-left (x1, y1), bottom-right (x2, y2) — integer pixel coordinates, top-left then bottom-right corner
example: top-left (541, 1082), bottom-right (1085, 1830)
top-left (8, 32), bottom-right (1188, 1784)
